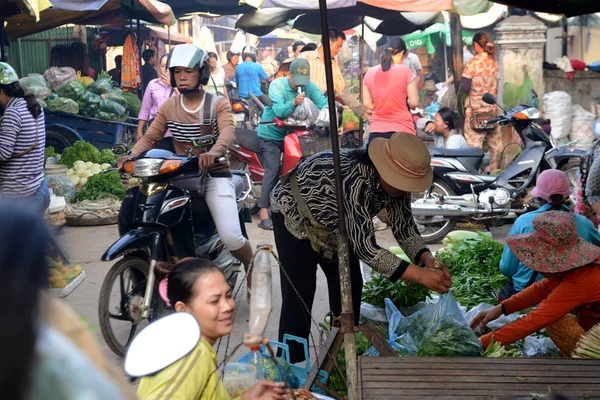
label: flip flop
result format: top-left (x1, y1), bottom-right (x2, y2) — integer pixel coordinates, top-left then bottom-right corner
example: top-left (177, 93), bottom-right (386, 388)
top-left (257, 218), bottom-right (274, 231)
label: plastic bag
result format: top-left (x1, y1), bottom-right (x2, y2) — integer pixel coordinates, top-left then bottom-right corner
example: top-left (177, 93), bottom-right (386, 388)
top-left (56, 80), bottom-right (85, 101)
top-left (570, 104), bottom-right (596, 151)
top-left (99, 99), bottom-right (126, 117)
top-left (522, 335), bottom-right (560, 357)
top-left (464, 302), bottom-right (523, 332)
top-left (44, 67), bottom-right (77, 91)
top-left (77, 91), bottom-right (102, 117)
top-left (46, 97), bottom-right (79, 115)
top-left (88, 78), bottom-right (113, 95)
top-left (101, 91), bottom-right (127, 107)
top-left (543, 91), bottom-right (572, 140)
top-left (315, 106), bottom-right (330, 128)
top-left (46, 174), bottom-right (76, 200)
top-left (292, 97), bottom-right (319, 125)
top-left (360, 302), bottom-right (388, 324)
top-left (29, 325), bottom-right (126, 400)
top-left (502, 71), bottom-right (539, 111)
top-left (363, 298), bottom-right (418, 357)
top-left (20, 73), bottom-right (52, 100)
top-left (424, 101), bottom-right (440, 120)
top-left (393, 293), bottom-right (482, 356)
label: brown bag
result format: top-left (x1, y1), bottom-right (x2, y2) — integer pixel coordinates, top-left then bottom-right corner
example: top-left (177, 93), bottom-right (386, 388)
top-left (470, 112), bottom-right (497, 132)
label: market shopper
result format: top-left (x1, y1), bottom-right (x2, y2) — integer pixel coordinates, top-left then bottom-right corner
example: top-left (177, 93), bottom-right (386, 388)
top-left (136, 54), bottom-right (178, 152)
top-left (235, 46), bottom-right (271, 107)
top-left (137, 258), bottom-right (286, 399)
top-left (0, 62), bottom-right (49, 213)
top-left (256, 58), bottom-right (328, 231)
top-left (471, 211), bottom-right (600, 356)
top-left (224, 49), bottom-right (240, 81)
top-left (402, 50), bottom-right (424, 91)
top-left (271, 132), bottom-right (452, 362)
top-left (141, 49), bottom-right (159, 94)
top-left (204, 52), bottom-right (229, 100)
top-left (118, 44), bottom-right (254, 288)
top-left (291, 41), bottom-right (305, 59)
top-left (462, 31), bottom-right (502, 170)
top-left (108, 55), bottom-right (122, 87)
top-left (298, 28), bottom-right (369, 120)
top-left (418, 107), bottom-right (469, 149)
top-left (499, 169), bottom-right (600, 300)
top-left (362, 37), bottom-right (420, 144)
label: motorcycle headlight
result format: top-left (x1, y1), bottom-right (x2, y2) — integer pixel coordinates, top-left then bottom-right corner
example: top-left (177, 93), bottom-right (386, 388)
top-left (514, 107), bottom-right (540, 120)
top-left (128, 159), bottom-right (182, 178)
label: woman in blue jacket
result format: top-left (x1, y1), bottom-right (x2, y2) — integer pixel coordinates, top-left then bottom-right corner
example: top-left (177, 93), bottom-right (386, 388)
top-left (498, 169), bottom-right (600, 300)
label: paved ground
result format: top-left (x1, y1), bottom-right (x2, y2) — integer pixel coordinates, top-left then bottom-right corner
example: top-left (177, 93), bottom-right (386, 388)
top-left (59, 216), bottom-right (511, 373)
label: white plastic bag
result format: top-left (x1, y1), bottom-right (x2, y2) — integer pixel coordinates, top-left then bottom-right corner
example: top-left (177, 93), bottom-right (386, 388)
top-left (570, 104), bottom-right (596, 151)
top-left (44, 67), bottom-right (77, 91)
top-left (292, 97), bottom-right (319, 125)
top-left (543, 91), bottom-right (572, 140)
top-left (315, 106), bottom-right (331, 128)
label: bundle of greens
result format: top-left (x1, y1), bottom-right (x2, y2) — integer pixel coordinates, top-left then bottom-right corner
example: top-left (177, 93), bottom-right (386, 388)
top-left (121, 91), bottom-right (142, 117)
top-left (417, 316), bottom-right (482, 357)
top-left (56, 80), bottom-right (85, 101)
top-left (88, 71), bottom-right (113, 95)
top-left (44, 146), bottom-right (58, 158)
top-left (73, 171), bottom-right (126, 202)
top-left (97, 99), bottom-right (127, 121)
top-left (362, 273), bottom-right (430, 309)
top-left (99, 148), bottom-right (118, 166)
top-left (45, 97), bottom-right (79, 115)
top-left (482, 337), bottom-right (522, 357)
top-left (572, 323), bottom-right (600, 358)
top-left (77, 91), bottom-right (102, 118)
top-left (60, 141), bottom-right (101, 168)
top-left (437, 233), bottom-right (506, 308)
top-left (101, 90), bottom-right (128, 107)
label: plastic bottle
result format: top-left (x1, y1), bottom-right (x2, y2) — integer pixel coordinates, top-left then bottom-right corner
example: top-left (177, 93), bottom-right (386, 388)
top-left (248, 247), bottom-right (272, 341)
top-left (248, 346), bottom-right (264, 381)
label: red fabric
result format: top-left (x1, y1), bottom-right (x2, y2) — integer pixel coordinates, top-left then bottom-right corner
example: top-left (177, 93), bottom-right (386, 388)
top-left (480, 262), bottom-right (600, 348)
top-left (571, 59), bottom-right (587, 71)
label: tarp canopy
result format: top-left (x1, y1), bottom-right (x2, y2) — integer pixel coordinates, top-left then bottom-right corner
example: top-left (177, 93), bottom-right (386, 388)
top-left (4, 0), bottom-right (175, 40)
top-left (489, 0), bottom-right (600, 17)
top-left (0, 0), bottom-right (53, 21)
top-left (165, 0), bottom-right (253, 17)
top-left (401, 22), bottom-right (477, 54)
top-left (103, 24), bottom-right (191, 46)
top-left (236, 5), bottom-right (442, 36)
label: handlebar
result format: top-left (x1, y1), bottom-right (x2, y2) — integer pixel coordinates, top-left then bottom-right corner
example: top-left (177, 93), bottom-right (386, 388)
top-left (484, 117), bottom-right (505, 125)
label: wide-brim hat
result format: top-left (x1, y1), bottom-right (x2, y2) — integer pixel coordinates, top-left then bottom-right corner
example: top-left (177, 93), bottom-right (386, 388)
top-left (368, 132), bottom-right (433, 192)
top-left (506, 211), bottom-right (600, 274)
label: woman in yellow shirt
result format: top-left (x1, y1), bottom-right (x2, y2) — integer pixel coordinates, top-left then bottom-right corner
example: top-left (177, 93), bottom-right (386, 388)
top-left (137, 258), bottom-right (285, 399)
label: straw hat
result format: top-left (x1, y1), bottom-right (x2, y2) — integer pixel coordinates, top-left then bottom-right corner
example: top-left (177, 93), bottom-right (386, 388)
top-left (506, 211), bottom-right (600, 274)
top-left (368, 132), bottom-right (433, 192)
top-left (424, 79), bottom-right (437, 92)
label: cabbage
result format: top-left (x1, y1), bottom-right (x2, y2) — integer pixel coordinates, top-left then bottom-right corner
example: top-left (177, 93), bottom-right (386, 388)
top-left (90, 167), bottom-right (101, 175)
top-left (69, 175), bottom-right (80, 185)
top-left (101, 163), bottom-right (111, 170)
top-left (85, 161), bottom-right (93, 168)
top-left (67, 168), bottom-right (75, 176)
top-left (73, 160), bottom-right (86, 169)
top-left (77, 169), bottom-right (88, 178)
top-left (79, 177), bottom-right (88, 185)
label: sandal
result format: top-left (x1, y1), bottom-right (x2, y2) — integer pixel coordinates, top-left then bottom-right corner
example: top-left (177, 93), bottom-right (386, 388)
top-left (257, 218), bottom-right (274, 231)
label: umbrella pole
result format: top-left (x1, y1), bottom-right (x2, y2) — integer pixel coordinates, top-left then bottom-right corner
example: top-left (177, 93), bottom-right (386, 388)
top-left (317, 0), bottom-right (359, 399)
top-left (450, 12), bottom-right (463, 95)
top-left (358, 16), bottom-right (365, 147)
top-left (0, 19), bottom-right (5, 62)
top-left (138, 19), bottom-right (143, 98)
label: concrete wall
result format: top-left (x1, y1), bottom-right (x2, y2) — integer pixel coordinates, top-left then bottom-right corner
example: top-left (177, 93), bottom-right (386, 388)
top-left (546, 26), bottom-right (600, 64)
top-left (544, 70), bottom-right (600, 115)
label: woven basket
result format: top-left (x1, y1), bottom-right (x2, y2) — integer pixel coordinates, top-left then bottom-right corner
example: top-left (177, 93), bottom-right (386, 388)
top-left (65, 194), bottom-right (120, 226)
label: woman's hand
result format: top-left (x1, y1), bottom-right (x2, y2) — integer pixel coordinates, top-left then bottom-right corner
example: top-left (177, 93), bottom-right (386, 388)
top-left (401, 263), bottom-right (452, 294)
top-left (424, 121), bottom-right (436, 134)
top-left (241, 381), bottom-right (286, 400)
top-left (198, 151), bottom-right (221, 169)
top-left (470, 304), bottom-right (503, 331)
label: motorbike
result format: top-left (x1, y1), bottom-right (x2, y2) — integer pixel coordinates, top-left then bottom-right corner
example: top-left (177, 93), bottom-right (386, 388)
top-left (411, 92), bottom-right (584, 244)
top-left (231, 92), bottom-right (265, 130)
top-left (230, 118), bottom-right (331, 214)
top-left (98, 137), bottom-right (252, 357)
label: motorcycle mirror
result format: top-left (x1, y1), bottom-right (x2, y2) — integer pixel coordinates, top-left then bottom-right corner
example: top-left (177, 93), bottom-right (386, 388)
top-left (124, 312), bottom-right (200, 377)
top-left (482, 93), bottom-right (496, 105)
top-left (111, 144), bottom-right (128, 155)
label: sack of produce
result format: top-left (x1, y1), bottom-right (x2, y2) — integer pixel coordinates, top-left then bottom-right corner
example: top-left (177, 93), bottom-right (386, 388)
top-left (121, 91), bottom-right (142, 117)
top-left (56, 79), bottom-right (85, 101)
top-left (20, 73), bottom-right (52, 100)
top-left (570, 104), bottom-right (596, 151)
top-left (88, 71), bottom-right (114, 95)
top-left (543, 91), bottom-right (572, 140)
top-left (77, 90), bottom-right (102, 117)
top-left (47, 174), bottom-right (76, 200)
top-left (44, 66), bottom-right (77, 91)
top-left (99, 99), bottom-right (127, 118)
top-left (46, 97), bottom-right (79, 115)
top-left (393, 292), bottom-right (482, 356)
top-left (101, 90), bottom-right (128, 107)
top-left (363, 300), bottom-right (418, 357)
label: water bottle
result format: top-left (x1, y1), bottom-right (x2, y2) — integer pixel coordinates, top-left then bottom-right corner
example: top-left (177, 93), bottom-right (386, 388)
top-left (248, 247), bottom-right (273, 340)
top-left (248, 346), bottom-right (264, 381)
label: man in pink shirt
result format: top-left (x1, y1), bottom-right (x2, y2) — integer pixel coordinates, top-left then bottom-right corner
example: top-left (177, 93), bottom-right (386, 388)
top-left (137, 54), bottom-right (178, 152)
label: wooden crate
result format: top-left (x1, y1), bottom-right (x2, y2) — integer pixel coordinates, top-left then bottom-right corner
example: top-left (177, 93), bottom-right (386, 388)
top-left (358, 356), bottom-right (600, 399)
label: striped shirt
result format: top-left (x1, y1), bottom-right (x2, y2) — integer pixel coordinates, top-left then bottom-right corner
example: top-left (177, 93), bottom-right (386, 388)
top-left (0, 98), bottom-right (45, 197)
top-left (298, 48), bottom-right (346, 94)
top-left (271, 149), bottom-right (429, 281)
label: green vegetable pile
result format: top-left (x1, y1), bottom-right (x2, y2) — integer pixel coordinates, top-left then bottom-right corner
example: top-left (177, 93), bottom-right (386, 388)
top-left (56, 80), bottom-right (85, 101)
top-left (88, 71), bottom-right (113, 95)
top-left (416, 316), bottom-right (482, 357)
top-left (482, 337), bottom-right (521, 357)
top-left (363, 273), bottom-right (430, 309)
top-left (44, 146), bottom-right (58, 158)
top-left (77, 91), bottom-right (101, 118)
top-left (60, 141), bottom-right (101, 168)
top-left (46, 97), bottom-right (79, 115)
top-left (328, 333), bottom-right (371, 396)
top-left (121, 91), bottom-right (142, 117)
top-left (73, 171), bottom-right (126, 202)
top-left (99, 148), bottom-right (117, 166)
top-left (437, 231), bottom-right (507, 308)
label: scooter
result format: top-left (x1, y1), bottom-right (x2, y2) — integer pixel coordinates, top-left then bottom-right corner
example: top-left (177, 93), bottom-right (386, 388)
top-left (411, 92), bottom-right (584, 244)
top-left (230, 118), bottom-right (330, 214)
top-left (98, 137), bottom-right (252, 357)
top-left (231, 92), bottom-right (265, 130)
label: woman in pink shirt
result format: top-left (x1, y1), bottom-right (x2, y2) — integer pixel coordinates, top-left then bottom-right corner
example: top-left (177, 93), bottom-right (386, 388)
top-left (363, 37), bottom-right (419, 146)
top-left (137, 54), bottom-right (178, 152)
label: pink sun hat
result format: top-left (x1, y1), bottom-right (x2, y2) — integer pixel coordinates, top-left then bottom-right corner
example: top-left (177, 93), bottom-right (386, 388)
top-left (531, 169), bottom-right (572, 202)
top-left (506, 211), bottom-right (600, 274)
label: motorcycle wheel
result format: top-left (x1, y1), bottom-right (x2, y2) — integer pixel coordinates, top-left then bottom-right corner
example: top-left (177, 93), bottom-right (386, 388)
top-left (412, 179), bottom-right (457, 244)
top-left (98, 257), bottom-right (169, 357)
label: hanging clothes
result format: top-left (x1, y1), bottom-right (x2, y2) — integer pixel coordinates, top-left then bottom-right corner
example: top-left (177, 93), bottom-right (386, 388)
top-left (122, 34), bottom-right (141, 90)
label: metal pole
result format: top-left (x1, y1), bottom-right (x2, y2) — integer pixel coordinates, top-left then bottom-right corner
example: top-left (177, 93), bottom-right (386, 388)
top-left (17, 39), bottom-right (24, 77)
top-left (317, 0), bottom-right (358, 398)
top-left (450, 12), bottom-right (463, 95)
top-left (443, 33), bottom-right (448, 81)
top-left (0, 19), bottom-right (5, 62)
top-left (358, 16), bottom-right (365, 148)
top-left (137, 19), bottom-right (143, 98)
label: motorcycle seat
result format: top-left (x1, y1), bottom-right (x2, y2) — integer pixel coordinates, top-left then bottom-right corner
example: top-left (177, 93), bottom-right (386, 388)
top-left (428, 147), bottom-right (485, 158)
top-left (235, 127), bottom-right (261, 153)
top-left (232, 171), bottom-right (247, 199)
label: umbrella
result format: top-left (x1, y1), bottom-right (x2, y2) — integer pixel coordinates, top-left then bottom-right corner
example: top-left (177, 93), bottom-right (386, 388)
top-left (0, 0), bottom-right (53, 20)
top-left (166, 0), bottom-right (253, 17)
top-left (489, 0), bottom-right (600, 17)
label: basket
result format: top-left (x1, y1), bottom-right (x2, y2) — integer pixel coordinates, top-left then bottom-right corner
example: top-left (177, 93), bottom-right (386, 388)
top-left (66, 211), bottom-right (118, 226)
top-left (65, 194), bottom-right (120, 226)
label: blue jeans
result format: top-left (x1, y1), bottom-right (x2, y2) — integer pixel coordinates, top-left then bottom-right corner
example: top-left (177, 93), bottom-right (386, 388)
top-left (28, 177), bottom-right (51, 214)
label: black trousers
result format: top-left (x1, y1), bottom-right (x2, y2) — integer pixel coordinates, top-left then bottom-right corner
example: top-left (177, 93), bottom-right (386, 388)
top-left (272, 211), bottom-right (363, 363)
top-left (258, 137), bottom-right (284, 209)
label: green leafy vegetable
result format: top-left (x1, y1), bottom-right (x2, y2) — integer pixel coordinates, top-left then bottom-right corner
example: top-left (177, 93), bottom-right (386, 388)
top-left (46, 97), bottom-right (79, 115)
top-left (73, 171), bottom-right (126, 202)
top-left (437, 235), bottom-right (507, 308)
top-left (88, 76), bottom-right (113, 95)
top-left (99, 99), bottom-right (127, 119)
top-left (121, 91), bottom-right (142, 117)
top-left (101, 91), bottom-right (128, 107)
top-left (417, 316), bottom-right (482, 356)
top-left (60, 141), bottom-right (101, 168)
top-left (328, 333), bottom-right (371, 396)
top-left (44, 146), bottom-right (58, 158)
top-left (481, 336), bottom-right (521, 357)
top-left (56, 80), bottom-right (85, 101)
top-left (77, 91), bottom-right (101, 117)
top-left (362, 273), bottom-right (430, 309)
top-left (99, 148), bottom-right (117, 166)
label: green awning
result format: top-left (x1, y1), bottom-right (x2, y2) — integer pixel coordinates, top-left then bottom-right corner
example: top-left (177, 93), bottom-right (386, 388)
top-left (402, 22), bottom-right (476, 54)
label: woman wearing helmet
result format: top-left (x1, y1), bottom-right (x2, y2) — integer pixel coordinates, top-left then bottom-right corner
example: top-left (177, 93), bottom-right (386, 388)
top-left (0, 62), bottom-right (49, 212)
top-left (121, 44), bottom-right (254, 286)
top-left (224, 49), bottom-right (240, 81)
